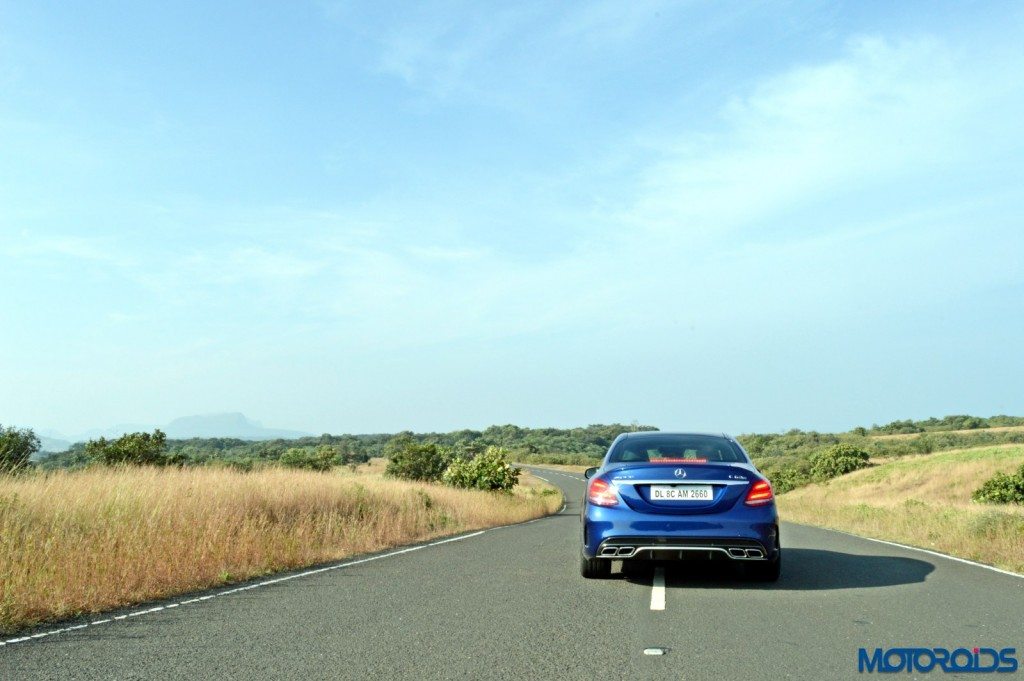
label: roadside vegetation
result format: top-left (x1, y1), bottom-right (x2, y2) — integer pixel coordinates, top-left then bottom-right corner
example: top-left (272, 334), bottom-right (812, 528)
top-left (0, 424), bottom-right (39, 473)
top-left (36, 422), bottom-right (655, 470)
top-left (777, 445), bottom-right (1024, 574)
top-left (0, 459), bottom-right (561, 634)
top-left (382, 436), bottom-right (521, 491)
top-left (23, 414), bottom-right (1024, 496)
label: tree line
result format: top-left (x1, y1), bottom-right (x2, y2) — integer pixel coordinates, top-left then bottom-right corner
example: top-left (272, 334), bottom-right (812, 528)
top-left (6, 417), bottom-right (1024, 489)
top-left (13, 422), bottom-right (657, 472)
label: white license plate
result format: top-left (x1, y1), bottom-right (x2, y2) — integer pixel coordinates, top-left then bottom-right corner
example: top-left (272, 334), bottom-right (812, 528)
top-left (649, 485), bottom-right (714, 501)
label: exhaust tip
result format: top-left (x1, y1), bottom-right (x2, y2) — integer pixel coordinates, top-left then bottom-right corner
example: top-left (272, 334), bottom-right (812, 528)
top-left (616, 547), bottom-right (636, 558)
top-left (745, 548), bottom-right (764, 559)
top-left (728, 548), bottom-right (746, 558)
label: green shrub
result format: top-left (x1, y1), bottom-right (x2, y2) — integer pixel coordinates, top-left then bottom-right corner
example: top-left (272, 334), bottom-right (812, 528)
top-left (85, 430), bottom-right (184, 467)
top-left (385, 442), bottom-right (452, 482)
top-left (442, 446), bottom-right (520, 492)
top-left (972, 465), bottom-right (1024, 504)
top-left (0, 425), bottom-right (39, 473)
top-left (755, 455), bottom-right (813, 494)
top-left (809, 443), bottom-right (871, 480)
top-left (279, 446), bottom-right (335, 472)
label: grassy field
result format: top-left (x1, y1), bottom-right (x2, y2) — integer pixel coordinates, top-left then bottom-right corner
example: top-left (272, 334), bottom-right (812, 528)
top-left (0, 461), bottom-right (561, 633)
top-left (777, 445), bottom-right (1024, 574)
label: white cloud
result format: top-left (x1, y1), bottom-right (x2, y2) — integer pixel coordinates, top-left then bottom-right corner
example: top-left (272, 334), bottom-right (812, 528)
top-left (0, 231), bottom-right (116, 261)
top-left (220, 247), bottom-right (325, 282)
top-left (367, 1), bottom-right (677, 105)
top-left (307, 33), bottom-right (1024, 346)
top-left (406, 245), bottom-right (489, 261)
top-left (622, 36), bottom-right (981, 241)
top-left (375, 4), bottom-right (535, 100)
top-left (554, 0), bottom-right (675, 46)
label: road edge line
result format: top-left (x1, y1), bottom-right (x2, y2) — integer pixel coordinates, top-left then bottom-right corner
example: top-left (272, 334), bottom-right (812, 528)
top-left (787, 522), bottom-right (1024, 580)
top-left (1, 497), bottom-right (570, 648)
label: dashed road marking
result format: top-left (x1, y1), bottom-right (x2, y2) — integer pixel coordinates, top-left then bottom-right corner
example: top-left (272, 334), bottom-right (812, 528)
top-left (650, 567), bottom-right (666, 611)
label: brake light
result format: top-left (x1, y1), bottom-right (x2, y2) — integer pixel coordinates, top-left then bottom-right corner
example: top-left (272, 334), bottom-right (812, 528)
top-left (745, 480), bottom-right (774, 506)
top-left (649, 458), bottom-right (707, 463)
top-left (587, 478), bottom-right (619, 507)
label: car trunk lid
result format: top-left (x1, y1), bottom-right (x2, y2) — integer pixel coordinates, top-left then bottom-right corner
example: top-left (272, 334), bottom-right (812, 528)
top-left (605, 462), bottom-right (755, 515)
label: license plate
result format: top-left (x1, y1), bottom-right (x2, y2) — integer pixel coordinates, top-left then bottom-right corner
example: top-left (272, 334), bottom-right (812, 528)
top-left (649, 485), bottom-right (713, 501)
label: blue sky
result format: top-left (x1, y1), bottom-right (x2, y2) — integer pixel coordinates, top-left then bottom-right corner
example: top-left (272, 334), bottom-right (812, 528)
top-left (1, 1), bottom-right (1022, 437)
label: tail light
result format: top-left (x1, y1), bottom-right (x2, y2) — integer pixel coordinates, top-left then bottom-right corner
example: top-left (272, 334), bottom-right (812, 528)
top-left (587, 478), bottom-right (619, 507)
top-left (745, 480), bottom-right (774, 506)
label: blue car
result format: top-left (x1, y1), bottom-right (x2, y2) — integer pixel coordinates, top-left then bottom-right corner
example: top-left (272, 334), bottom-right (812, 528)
top-left (581, 432), bottom-right (780, 581)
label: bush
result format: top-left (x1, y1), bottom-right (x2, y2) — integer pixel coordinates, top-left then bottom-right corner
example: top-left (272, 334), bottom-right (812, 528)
top-left (279, 446), bottom-right (335, 472)
top-left (85, 430), bottom-right (184, 467)
top-left (809, 443), bottom-right (871, 480)
top-left (972, 465), bottom-right (1024, 504)
top-left (442, 446), bottom-right (520, 492)
top-left (385, 442), bottom-right (452, 482)
top-left (757, 456), bottom-right (813, 494)
top-left (0, 425), bottom-right (39, 473)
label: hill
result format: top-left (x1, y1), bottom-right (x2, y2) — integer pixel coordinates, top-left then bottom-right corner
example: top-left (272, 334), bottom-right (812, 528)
top-left (38, 436), bottom-right (72, 454)
top-left (162, 413), bottom-right (308, 440)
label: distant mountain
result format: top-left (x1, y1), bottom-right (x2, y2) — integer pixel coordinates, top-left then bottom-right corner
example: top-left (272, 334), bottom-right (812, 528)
top-left (35, 413), bottom-right (309, 449)
top-left (163, 413), bottom-right (309, 440)
top-left (38, 436), bottom-right (72, 454)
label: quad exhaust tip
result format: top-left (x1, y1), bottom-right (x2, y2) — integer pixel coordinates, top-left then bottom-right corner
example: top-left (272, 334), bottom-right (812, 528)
top-left (599, 546), bottom-right (637, 558)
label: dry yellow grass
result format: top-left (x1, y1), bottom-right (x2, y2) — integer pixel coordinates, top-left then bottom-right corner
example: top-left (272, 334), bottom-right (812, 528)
top-left (778, 445), bottom-right (1024, 574)
top-left (0, 464), bottom-right (561, 633)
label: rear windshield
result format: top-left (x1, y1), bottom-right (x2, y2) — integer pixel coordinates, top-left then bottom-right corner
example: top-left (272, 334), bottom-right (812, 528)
top-left (607, 434), bottom-right (747, 464)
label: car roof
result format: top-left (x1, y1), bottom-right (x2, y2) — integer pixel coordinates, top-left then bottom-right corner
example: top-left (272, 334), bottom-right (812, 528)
top-left (619, 431), bottom-right (733, 439)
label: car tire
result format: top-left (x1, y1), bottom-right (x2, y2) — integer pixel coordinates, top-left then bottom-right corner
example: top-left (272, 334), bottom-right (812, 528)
top-left (580, 552), bottom-right (611, 579)
top-left (748, 553), bottom-right (781, 582)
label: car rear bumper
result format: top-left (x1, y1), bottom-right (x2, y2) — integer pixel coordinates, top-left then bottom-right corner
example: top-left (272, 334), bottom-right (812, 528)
top-left (582, 504), bottom-right (779, 561)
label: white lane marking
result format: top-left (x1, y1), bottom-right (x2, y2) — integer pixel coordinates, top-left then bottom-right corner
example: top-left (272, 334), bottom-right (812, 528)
top-left (0, 495), bottom-right (581, 648)
top-left (815, 526), bottom-right (1024, 580)
top-left (650, 567), bottom-right (666, 611)
top-left (643, 647), bottom-right (666, 656)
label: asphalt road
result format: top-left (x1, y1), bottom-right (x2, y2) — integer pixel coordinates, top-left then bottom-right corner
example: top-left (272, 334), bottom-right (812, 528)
top-left (2, 468), bottom-right (1022, 680)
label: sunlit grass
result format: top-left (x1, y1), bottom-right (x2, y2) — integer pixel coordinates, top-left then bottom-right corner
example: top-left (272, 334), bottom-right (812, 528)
top-left (0, 462), bottom-right (561, 633)
top-left (778, 445), bottom-right (1024, 574)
